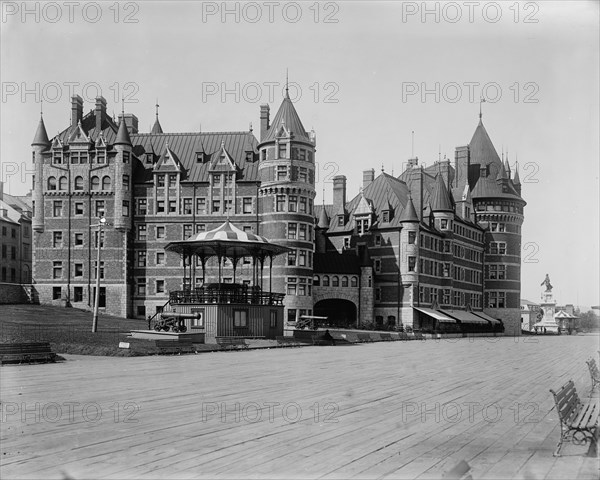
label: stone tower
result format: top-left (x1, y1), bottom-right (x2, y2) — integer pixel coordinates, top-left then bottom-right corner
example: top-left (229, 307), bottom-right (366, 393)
top-left (257, 90), bottom-right (317, 327)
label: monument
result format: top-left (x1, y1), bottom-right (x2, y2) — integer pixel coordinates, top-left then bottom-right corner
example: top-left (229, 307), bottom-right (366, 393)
top-left (534, 274), bottom-right (559, 334)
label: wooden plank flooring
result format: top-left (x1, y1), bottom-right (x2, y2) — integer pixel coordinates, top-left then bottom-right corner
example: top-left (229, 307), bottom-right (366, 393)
top-left (1, 335), bottom-right (599, 479)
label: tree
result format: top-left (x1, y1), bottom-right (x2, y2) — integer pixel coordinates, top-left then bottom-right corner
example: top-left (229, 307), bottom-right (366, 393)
top-left (574, 308), bottom-right (600, 332)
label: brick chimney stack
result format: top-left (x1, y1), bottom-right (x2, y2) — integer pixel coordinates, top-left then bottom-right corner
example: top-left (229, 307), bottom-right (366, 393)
top-left (363, 169), bottom-right (375, 190)
top-left (260, 104), bottom-right (270, 141)
top-left (95, 96), bottom-right (107, 132)
top-left (71, 95), bottom-right (83, 126)
top-left (333, 175), bottom-right (347, 213)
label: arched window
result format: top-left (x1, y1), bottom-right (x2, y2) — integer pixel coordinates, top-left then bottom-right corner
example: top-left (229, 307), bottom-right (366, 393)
top-left (47, 176), bottom-right (57, 190)
top-left (341, 276), bottom-right (348, 287)
top-left (322, 275), bottom-right (329, 287)
top-left (313, 275), bottom-right (320, 287)
top-left (59, 176), bottom-right (67, 191)
top-left (74, 176), bottom-right (84, 191)
top-left (332, 276), bottom-right (339, 287)
top-left (102, 176), bottom-right (111, 190)
top-left (351, 276), bottom-right (358, 287)
top-left (91, 176), bottom-right (100, 190)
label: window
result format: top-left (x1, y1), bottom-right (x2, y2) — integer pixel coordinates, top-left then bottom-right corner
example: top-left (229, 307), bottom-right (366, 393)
top-left (53, 201), bottom-right (63, 217)
top-left (168, 201), bottom-right (177, 213)
top-left (233, 310), bottom-right (248, 328)
top-left (183, 198), bottom-right (192, 215)
top-left (47, 176), bottom-right (57, 191)
top-left (351, 276), bottom-right (358, 287)
top-left (95, 200), bottom-right (105, 218)
top-left (122, 200), bottom-right (130, 217)
top-left (96, 151), bottom-right (105, 164)
top-left (242, 197), bottom-right (253, 214)
top-left (441, 219), bottom-right (448, 229)
top-left (138, 224), bottom-right (147, 240)
top-left (287, 309), bottom-right (297, 323)
top-left (73, 287), bottom-right (83, 303)
top-left (408, 256), bottom-right (416, 272)
top-left (298, 250), bottom-right (306, 266)
top-left (74, 202), bottom-right (84, 215)
top-left (53, 231), bottom-right (63, 247)
top-left (287, 277), bottom-right (297, 295)
top-left (408, 231), bottom-right (416, 244)
top-left (196, 224), bottom-right (206, 233)
top-left (298, 278), bottom-right (307, 296)
top-left (374, 258), bottom-right (381, 273)
top-left (356, 217), bottom-right (369, 235)
top-left (299, 224), bottom-right (307, 240)
top-left (212, 200), bottom-right (220, 213)
top-left (137, 199), bottom-right (147, 215)
top-left (313, 275), bottom-right (320, 286)
top-left (157, 174), bottom-right (165, 187)
top-left (137, 251), bottom-right (147, 267)
top-left (74, 176), bottom-right (84, 191)
top-left (375, 289), bottom-right (381, 301)
top-left (489, 291), bottom-right (506, 308)
top-left (196, 198), bottom-right (207, 214)
top-left (183, 224), bottom-right (192, 239)
top-left (94, 261), bottom-right (105, 279)
top-left (156, 200), bottom-right (165, 213)
top-left (74, 263), bottom-right (83, 277)
top-left (168, 175), bottom-right (176, 187)
top-left (270, 310), bottom-right (277, 328)
top-left (298, 197), bottom-right (308, 214)
top-left (52, 287), bottom-right (61, 300)
top-left (288, 250), bottom-right (296, 266)
top-left (91, 176), bottom-right (100, 190)
top-left (382, 211), bottom-right (390, 223)
top-left (489, 242), bottom-right (507, 255)
top-left (156, 226), bottom-right (166, 240)
top-left (322, 275), bottom-right (330, 287)
top-left (488, 264), bottom-right (506, 280)
top-left (156, 252), bottom-right (165, 266)
top-left (332, 276), bottom-right (339, 287)
top-left (212, 174), bottom-right (221, 185)
top-left (298, 167), bottom-right (307, 183)
top-left (287, 223), bottom-right (297, 239)
top-left (156, 280), bottom-right (165, 294)
top-left (122, 174), bottom-right (130, 191)
top-left (276, 165), bottom-right (287, 181)
top-left (278, 144), bottom-right (286, 159)
top-left (74, 233), bottom-right (84, 246)
top-left (276, 195), bottom-right (285, 212)
top-left (288, 195), bottom-right (297, 212)
top-left (102, 176), bottom-right (111, 190)
top-left (137, 278), bottom-right (146, 296)
top-left (52, 261), bottom-right (62, 279)
top-left (341, 276), bottom-right (348, 287)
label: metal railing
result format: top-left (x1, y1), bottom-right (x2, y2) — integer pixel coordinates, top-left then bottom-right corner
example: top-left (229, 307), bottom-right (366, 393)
top-left (169, 286), bottom-right (285, 306)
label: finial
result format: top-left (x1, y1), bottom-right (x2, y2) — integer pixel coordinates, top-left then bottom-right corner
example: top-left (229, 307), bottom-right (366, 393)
top-left (249, 122), bottom-right (253, 132)
top-left (438, 144), bottom-right (441, 162)
top-left (40, 99), bottom-right (43, 117)
top-left (121, 97), bottom-right (125, 116)
top-left (381, 164), bottom-right (385, 173)
top-left (411, 130), bottom-right (415, 157)
top-left (155, 99), bottom-right (159, 118)
top-left (285, 68), bottom-right (289, 98)
top-left (479, 97), bottom-right (486, 119)
top-left (322, 187), bottom-right (325, 206)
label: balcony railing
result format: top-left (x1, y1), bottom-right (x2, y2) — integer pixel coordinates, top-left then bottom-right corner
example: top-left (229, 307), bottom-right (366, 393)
top-left (169, 284), bottom-right (285, 306)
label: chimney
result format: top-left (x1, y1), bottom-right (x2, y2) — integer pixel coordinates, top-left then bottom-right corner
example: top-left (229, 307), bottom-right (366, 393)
top-left (454, 146), bottom-right (470, 190)
top-left (333, 175), bottom-right (347, 213)
top-left (363, 169), bottom-right (375, 190)
top-left (95, 96), bottom-right (107, 132)
top-left (118, 113), bottom-right (139, 135)
top-left (71, 95), bottom-right (83, 126)
top-left (260, 104), bottom-right (270, 141)
top-left (407, 157), bottom-right (419, 168)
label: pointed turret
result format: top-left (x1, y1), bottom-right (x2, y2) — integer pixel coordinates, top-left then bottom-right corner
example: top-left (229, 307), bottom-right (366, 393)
top-left (399, 196), bottom-right (419, 223)
top-left (151, 101), bottom-right (163, 134)
top-left (32, 116), bottom-right (50, 147)
top-left (469, 119), bottom-right (502, 167)
top-left (260, 95), bottom-right (310, 144)
top-left (513, 164), bottom-right (521, 185)
top-left (497, 160), bottom-right (508, 180)
top-left (115, 117), bottom-right (132, 146)
top-left (317, 207), bottom-right (330, 229)
top-left (430, 174), bottom-right (454, 212)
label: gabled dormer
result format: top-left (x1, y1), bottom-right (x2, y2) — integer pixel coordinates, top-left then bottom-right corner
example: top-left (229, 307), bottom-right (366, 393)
top-left (354, 192), bottom-right (373, 235)
top-left (154, 143), bottom-right (183, 188)
top-left (51, 137), bottom-right (64, 165)
top-left (381, 198), bottom-right (394, 224)
top-left (209, 141), bottom-right (237, 190)
top-left (94, 132), bottom-right (107, 165)
top-left (67, 120), bottom-right (92, 164)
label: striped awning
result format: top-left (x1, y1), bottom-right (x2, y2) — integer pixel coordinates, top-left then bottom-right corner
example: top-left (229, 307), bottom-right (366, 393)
top-left (165, 220), bottom-right (291, 259)
top-left (414, 307), bottom-right (456, 323)
top-left (471, 311), bottom-right (502, 325)
top-left (443, 310), bottom-right (489, 324)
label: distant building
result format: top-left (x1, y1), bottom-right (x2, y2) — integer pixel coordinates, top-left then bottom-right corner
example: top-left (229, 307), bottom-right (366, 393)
top-left (29, 93), bottom-right (525, 334)
top-left (520, 298), bottom-right (541, 331)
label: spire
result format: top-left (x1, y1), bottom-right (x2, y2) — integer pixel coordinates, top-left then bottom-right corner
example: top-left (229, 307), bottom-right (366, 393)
top-left (151, 100), bottom-right (163, 134)
top-left (513, 161), bottom-right (521, 185)
top-left (285, 68), bottom-right (289, 98)
top-left (430, 174), bottom-right (454, 212)
top-left (32, 114), bottom-right (50, 147)
top-left (399, 196), bottom-right (419, 223)
top-left (497, 160), bottom-right (508, 180)
top-left (505, 150), bottom-right (511, 177)
top-left (115, 116), bottom-right (132, 146)
top-left (479, 97), bottom-right (486, 121)
top-left (259, 91), bottom-right (310, 144)
top-left (317, 207), bottom-right (330, 229)
top-left (469, 117), bottom-right (501, 166)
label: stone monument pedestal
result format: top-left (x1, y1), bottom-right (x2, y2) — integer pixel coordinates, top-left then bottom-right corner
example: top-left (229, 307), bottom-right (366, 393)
top-left (535, 290), bottom-right (559, 334)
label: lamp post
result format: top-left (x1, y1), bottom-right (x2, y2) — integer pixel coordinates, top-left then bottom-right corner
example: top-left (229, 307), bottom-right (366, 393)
top-left (91, 216), bottom-right (109, 333)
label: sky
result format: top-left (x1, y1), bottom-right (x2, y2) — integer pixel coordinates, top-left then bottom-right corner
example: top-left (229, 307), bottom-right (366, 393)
top-left (1, 1), bottom-right (598, 309)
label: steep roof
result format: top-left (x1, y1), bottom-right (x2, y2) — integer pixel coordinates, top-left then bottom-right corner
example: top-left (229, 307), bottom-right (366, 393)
top-left (0, 199), bottom-right (23, 225)
top-left (115, 117), bottom-right (132, 146)
top-left (469, 119), bottom-right (501, 167)
top-left (429, 174), bottom-right (454, 212)
top-left (3, 193), bottom-right (32, 214)
top-left (151, 118), bottom-right (163, 134)
top-left (32, 116), bottom-right (50, 147)
top-left (261, 94), bottom-right (311, 144)
top-left (399, 196), bottom-right (419, 222)
top-left (317, 206), bottom-right (330, 229)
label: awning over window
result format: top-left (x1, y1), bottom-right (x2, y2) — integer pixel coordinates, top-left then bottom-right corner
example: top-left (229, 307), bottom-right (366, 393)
top-left (471, 311), bottom-right (501, 324)
top-left (414, 307), bottom-right (456, 323)
top-left (443, 310), bottom-right (489, 324)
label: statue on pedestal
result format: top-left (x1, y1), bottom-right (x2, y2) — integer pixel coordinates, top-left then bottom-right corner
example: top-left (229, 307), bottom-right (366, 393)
top-left (540, 274), bottom-right (553, 292)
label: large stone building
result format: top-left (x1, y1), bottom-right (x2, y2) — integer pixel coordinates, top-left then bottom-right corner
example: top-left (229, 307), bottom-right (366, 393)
top-left (30, 93), bottom-right (525, 334)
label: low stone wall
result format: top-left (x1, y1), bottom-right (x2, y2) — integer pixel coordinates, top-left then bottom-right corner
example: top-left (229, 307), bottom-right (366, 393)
top-left (0, 283), bottom-right (30, 304)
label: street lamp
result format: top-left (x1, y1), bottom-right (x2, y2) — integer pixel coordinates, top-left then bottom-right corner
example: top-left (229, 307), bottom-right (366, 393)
top-left (91, 216), bottom-right (110, 333)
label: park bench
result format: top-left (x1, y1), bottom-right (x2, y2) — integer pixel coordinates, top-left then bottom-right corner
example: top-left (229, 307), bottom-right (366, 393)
top-left (357, 333), bottom-right (373, 343)
top-left (276, 336), bottom-right (302, 347)
top-left (0, 342), bottom-right (56, 365)
top-left (443, 460), bottom-right (472, 479)
top-left (549, 379), bottom-right (599, 457)
top-left (216, 337), bottom-right (249, 351)
top-left (155, 339), bottom-right (195, 355)
top-left (586, 358), bottom-right (600, 394)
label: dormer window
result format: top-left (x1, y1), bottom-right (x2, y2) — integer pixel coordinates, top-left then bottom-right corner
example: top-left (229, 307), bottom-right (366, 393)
top-left (356, 217), bottom-right (370, 235)
top-left (213, 174), bottom-right (221, 185)
top-left (96, 152), bottom-right (105, 164)
top-left (382, 211), bottom-right (390, 223)
top-left (278, 143), bottom-right (286, 159)
top-left (146, 153), bottom-right (153, 164)
top-left (245, 152), bottom-right (253, 162)
top-left (53, 152), bottom-right (62, 165)
top-left (337, 215), bottom-right (344, 227)
top-left (168, 174), bottom-right (177, 188)
top-left (157, 174), bottom-right (165, 187)
top-left (441, 219), bottom-right (449, 230)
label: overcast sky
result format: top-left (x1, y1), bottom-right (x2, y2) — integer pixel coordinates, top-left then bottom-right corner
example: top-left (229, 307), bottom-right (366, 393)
top-left (1, 1), bottom-right (598, 309)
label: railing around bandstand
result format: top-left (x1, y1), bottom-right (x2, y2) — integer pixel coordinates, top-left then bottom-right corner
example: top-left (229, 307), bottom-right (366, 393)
top-left (169, 286), bottom-right (285, 306)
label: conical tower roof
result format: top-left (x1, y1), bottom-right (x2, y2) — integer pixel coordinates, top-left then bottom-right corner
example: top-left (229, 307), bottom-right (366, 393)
top-left (115, 117), bottom-right (132, 146)
top-left (469, 119), bottom-right (501, 166)
top-left (317, 207), bottom-right (330, 229)
top-left (513, 164), bottom-right (521, 185)
top-left (32, 116), bottom-right (50, 147)
top-left (151, 118), bottom-right (163, 134)
top-left (429, 174), bottom-right (454, 212)
top-left (399, 196), bottom-right (419, 222)
top-left (261, 93), bottom-right (310, 144)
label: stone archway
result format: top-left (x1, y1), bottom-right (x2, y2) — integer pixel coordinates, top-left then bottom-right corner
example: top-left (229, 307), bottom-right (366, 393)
top-left (314, 299), bottom-right (357, 327)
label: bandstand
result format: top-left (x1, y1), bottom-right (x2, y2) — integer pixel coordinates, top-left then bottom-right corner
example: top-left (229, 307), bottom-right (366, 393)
top-left (153, 221), bottom-right (290, 344)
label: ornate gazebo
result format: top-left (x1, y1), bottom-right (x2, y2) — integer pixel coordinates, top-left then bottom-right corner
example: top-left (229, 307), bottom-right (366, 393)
top-left (161, 221), bottom-right (291, 343)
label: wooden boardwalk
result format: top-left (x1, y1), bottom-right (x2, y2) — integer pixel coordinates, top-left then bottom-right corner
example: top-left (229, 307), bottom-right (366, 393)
top-left (1, 335), bottom-right (599, 479)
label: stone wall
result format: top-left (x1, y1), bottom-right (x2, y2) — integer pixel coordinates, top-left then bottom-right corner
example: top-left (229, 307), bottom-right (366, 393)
top-left (0, 283), bottom-right (29, 304)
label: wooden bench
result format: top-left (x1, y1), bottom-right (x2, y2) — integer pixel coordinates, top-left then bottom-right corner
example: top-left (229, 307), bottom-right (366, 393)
top-left (155, 339), bottom-right (195, 355)
top-left (586, 358), bottom-right (600, 394)
top-left (549, 379), bottom-right (599, 456)
top-left (443, 460), bottom-right (472, 479)
top-left (276, 336), bottom-right (302, 347)
top-left (216, 337), bottom-right (249, 351)
top-left (0, 342), bottom-right (56, 365)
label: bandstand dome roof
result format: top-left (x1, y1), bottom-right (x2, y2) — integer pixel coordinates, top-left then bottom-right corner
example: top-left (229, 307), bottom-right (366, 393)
top-left (164, 220), bottom-right (291, 259)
